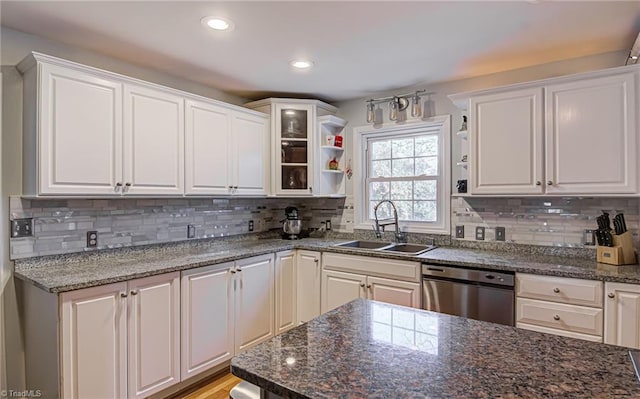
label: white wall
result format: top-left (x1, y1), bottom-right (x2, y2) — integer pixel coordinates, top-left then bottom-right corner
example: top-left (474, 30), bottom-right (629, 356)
top-left (1, 26), bottom-right (249, 106)
top-left (335, 49), bottom-right (628, 199)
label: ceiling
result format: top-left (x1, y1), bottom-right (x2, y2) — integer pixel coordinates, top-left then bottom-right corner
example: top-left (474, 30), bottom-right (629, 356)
top-left (1, 1), bottom-right (639, 102)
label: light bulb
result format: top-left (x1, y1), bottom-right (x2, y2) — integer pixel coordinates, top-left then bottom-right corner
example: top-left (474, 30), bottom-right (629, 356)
top-left (411, 94), bottom-right (422, 117)
top-left (389, 99), bottom-right (398, 121)
top-left (366, 102), bottom-right (375, 123)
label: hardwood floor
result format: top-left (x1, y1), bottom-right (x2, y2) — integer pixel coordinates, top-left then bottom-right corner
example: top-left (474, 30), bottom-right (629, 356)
top-left (175, 371), bottom-right (242, 399)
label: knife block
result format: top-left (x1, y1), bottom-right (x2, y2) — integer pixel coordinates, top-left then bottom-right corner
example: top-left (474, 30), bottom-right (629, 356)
top-left (597, 231), bottom-right (636, 265)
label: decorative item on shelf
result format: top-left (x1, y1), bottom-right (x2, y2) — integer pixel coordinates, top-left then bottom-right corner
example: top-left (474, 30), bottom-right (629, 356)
top-left (328, 157), bottom-right (339, 170)
top-left (325, 135), bottom-right (335, 146)
top-left (595, 211), bottom-right (636, 265)
top-left (334, 135), bottom-right (343, 148)
top-left (364, 90), bottom-right (429, 125)
top-left (461, 155), bottom-right (467, 162)
top-left (345, 159), bottom-right (353, 179)
top-left (456, 179), bottom-right (467, 193)
top-left (459, 115), bottom-right (467, 132)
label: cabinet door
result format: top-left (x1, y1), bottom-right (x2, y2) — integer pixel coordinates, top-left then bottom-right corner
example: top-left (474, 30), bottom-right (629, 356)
top-left (274, 104), bottom-right (314, 196)
top-left (321, 269), bottom-right (366, 314)
top-left (296, 250), bottom-right (321, 324)
top-left (128, 272), bottom-right (180, 399)
top-left (545, 73), bottom-right (637, 194)
top-left (275, 251), bottom-right (297, 334)
top-left (232, 111), bottom-right (269, 195)
top-left (60, 282), bottom-right (127, 399)
top-left (185, 99), bottom-right (231, 195)
top-left (367, 276), bottom-right (421, 309)
top-left (604, 282), bottom-right (640, 349)
top-left (39, 62), bottom-right (123, 195)
top-left (124, 84), bottom-right (184, 195)
top-left (235, 254), bottom-right (275, 353)
top-left (469, 88), bottom-right (544, 194)
top-left (181, 263), bottom-right (234, 381)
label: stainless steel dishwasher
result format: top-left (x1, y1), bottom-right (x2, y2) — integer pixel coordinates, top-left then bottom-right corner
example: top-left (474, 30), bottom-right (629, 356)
top-left (422, 264), bottom-right (515, 326)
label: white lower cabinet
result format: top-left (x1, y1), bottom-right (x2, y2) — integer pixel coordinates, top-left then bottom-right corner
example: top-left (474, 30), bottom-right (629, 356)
top-left (604, 282), bottom-right (640, 349)
top-left (515, 273), bottom-right (604, 343)
top-left (275, 251), bottom-right (297, 334)
top-left (296, 250), bottom-right (321, 324)
top-left (180, 263), bottom-right (234, 381)
top-left (321, 253), bottom-right (421, 313)
top-left (60, 272), bottom-right (180, 399)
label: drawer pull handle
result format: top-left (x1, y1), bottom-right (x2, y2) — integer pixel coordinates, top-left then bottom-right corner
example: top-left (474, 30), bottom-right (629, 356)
top-left (130, 290), bottom-right (138, 296)
top-left (120, 292), bottom-right (128, 298)
top-left (608, 293), bottom-right (615, 299)
top-left (553, 288), bottom-right (560, 293)
top-left (360, 283), bottom-right (365, 288)
top-left (553, 315), bottom-right (560, 321)
top-left (485, 274), bottom-right (495, 280)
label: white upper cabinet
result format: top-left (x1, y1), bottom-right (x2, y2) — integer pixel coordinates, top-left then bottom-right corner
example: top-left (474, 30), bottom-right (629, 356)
top-left (124, 84), bottom-right (184, 195)
top-left (469, 88), bottom-right (544, 195)
top-left (185, 99), bottom-right (232, 195)
top-left (450, 65), bottom-right (640, 196)
top-left (231, 111), bottom-right (269, 195)
top-left (545, 73), bottom-right (637, 194)
top-left (31, 61), bottom-right (123, 195)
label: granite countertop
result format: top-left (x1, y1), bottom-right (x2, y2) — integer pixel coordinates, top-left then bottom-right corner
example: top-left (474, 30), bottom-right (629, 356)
top-left (14, 237), bottom-right (640, 293)
top-left (231, 299), bottom-right (640, 398)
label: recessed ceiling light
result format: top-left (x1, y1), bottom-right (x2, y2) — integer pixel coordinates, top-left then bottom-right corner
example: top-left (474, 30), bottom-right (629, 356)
top-left (290, 60), bottom-right (314, 69)
top-left (201, 16), bottom-right (234, 31)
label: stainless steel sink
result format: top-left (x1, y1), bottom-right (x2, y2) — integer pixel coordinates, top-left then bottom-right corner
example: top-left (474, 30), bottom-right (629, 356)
top-left (379, 243), bottom-right (435, 256)
top-left (333, 240), bottom-right (436, 256)
top-left (333, 240), bottom-right (391, 250)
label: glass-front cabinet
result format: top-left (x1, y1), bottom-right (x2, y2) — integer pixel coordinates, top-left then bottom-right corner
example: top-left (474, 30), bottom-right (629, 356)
top-left (277, 104), bottom-right (313, 194)
top-left (244, 98), bottom-right (344, 196)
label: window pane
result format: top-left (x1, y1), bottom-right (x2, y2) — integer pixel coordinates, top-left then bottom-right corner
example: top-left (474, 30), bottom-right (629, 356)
top-left (415, 157), bottom-right (438, 176)
top-left (369, 182), bottom-right (390, 200)
top-left (371, 160), bottom-right (391, 177)
top-left (392, 138), bottom-right (414, 158)
top-left (415, 135), bottom-right (438, 156)
top-left (395, 201), bottom-right (412, 220)
top-left (414, 201), bottom-right (437, 221)
top-left (390, 181), bottom-right (412, 200)
top-left (415, 181), bottom-right (437, 200)
top-left (392, 158), bottom-right (414, 177)
top-left (371, 140), bottom-right (391, 160)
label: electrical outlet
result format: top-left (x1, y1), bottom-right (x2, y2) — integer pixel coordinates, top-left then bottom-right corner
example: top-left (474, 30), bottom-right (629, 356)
top-left (496, 227), bottom-right (506, 242)
top-left (326, 219), bottom-right (332, 231)
top-left (11, 218), bottom-right (33, 238)
top-left (455, 225), bottom-right (464, 239)
top-left (86, 231), bottom-right (98, 248)
top-left (584, 229), bottom-right (595, 246)
top-left (248, 220), bottom-right (254, 232)
top-left (187, 224), bottom-right (196, 238)
top-left (475, 226), bottom-right (485, 241)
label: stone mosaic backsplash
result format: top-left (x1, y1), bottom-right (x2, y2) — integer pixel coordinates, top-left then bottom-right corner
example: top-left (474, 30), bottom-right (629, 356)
top-left (451, 197), bottom-right (639, 248)
top-left (9, 197), bottom-right (350, 259)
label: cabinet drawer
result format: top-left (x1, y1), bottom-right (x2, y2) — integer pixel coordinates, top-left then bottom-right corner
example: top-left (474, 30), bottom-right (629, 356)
top-left (517, 322), bottom-right (603, 343)
top-left (516, 274), bottom-right (603, 307)
top-left (516, 298), bottom-right (603, 337)
top-left (322, 253), bottom-right (420, 282)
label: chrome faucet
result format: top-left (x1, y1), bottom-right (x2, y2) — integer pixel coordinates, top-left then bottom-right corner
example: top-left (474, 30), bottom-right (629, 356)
top-left (373, 200), bottom-right (407, 243)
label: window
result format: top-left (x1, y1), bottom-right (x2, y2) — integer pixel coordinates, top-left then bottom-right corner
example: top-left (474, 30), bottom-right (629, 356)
top-left (355, 117), bottom-right (450, 233)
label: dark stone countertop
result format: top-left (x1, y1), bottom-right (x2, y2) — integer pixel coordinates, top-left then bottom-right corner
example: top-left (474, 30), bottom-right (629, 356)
top-left (14, 237), bottom-right (640, 293)
top-left (231, 299), bottom-right (640, 399)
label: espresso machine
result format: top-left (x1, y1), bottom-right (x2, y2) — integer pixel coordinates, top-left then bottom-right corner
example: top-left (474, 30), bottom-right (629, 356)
top-left (282, 206), bottom-right (302, 240)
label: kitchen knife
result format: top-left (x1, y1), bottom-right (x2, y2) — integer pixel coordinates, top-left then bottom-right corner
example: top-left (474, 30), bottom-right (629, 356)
top-left (603, 230), bottom-right (614, 247)
top-left (613, 217), bottom-right (623, 235)
top-left (619, 213), bottom-right (627, 233)
top-left (602, 211), bottom-right (612, 231)
top-left (597, 215), bottom-right (606, 230)
top-left (595, 230), bottom-right (605, 246)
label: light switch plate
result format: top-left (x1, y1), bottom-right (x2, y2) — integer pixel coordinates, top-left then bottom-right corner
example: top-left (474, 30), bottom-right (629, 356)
top-left (455, 225), bottom-right (464, 239)
top-left (326, 220), bottom-right (332, 231)
top-left (475, 226), bottom-right (485, 241)
top-left (496, 227), bottom-right (505, 241)
top-left (187, 224), bottom-right (196, 238)
top-left (248, 220), bottom-right (254, 232)
top-left (86, 231), bottom-right (98, 248)
top-left (11, 218), bottom-right (33, 238)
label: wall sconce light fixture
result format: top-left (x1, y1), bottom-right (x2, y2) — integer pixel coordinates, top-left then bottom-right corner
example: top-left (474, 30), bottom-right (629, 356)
top-left (365, 90), bottom-right (426, 124)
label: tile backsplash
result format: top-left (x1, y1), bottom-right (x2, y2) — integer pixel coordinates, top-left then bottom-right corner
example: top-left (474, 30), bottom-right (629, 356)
top-left (452, 197), bottom-right (639, 248)
top-left (9, 197), bottom-right (351, 259)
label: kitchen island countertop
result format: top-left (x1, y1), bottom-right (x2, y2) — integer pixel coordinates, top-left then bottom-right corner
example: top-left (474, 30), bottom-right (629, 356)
top-left (231, 298), bottom-right (640, 398)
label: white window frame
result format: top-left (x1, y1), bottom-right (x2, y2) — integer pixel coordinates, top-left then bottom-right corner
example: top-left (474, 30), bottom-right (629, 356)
top-left (353, 115), bottom-right (451, 234)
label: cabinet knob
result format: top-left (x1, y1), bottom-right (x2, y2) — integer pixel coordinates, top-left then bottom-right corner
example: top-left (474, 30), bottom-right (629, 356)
top-left (360, 283), bottom-right (365, 288)
top-left (314, 259), bottom-right (319, 263)
top-left (120, 292), bottom-right (128, 298)
top-left (236, 268), bottom-right (242, 272)
top-left (553, 288), bottom-right (560, 293)
top-left (130, 290), bottom-right (138, 296)
top-left (547, 180), bottom-right (553, 186)
top-left (115, 182), bottom-right (122, 192)
top-left (536, 181), bottom-right (541, 186)
top-left (553, 315), bottom-right (560, 321)
top-left (608, 293), bottom-right (615, 299)
top-left (366, 284), bottom-right (372, 289)
top-left (309, 186), bottom-right (313, 193)
top-left (230, 269), bottom-right (236, 274)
